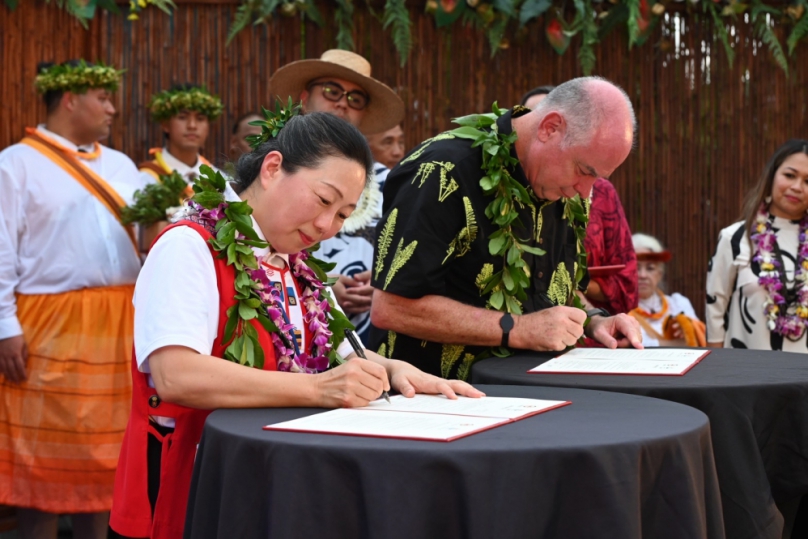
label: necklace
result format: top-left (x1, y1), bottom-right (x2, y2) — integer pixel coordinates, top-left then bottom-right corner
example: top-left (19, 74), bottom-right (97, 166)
top-left (751, 203), bottom-right (808, 340)
top-left (634, 290), bottom-right (668, 320)
top-left (187, 165), bottom-right (353, 371)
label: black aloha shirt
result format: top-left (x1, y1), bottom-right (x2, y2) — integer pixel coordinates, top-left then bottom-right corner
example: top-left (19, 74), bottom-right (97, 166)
top-left (369, 106), bottom-right (588, 379)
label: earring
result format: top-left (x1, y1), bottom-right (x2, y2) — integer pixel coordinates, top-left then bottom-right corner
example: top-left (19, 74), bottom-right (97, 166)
top-left (765, 196), bottom-right (772, 204)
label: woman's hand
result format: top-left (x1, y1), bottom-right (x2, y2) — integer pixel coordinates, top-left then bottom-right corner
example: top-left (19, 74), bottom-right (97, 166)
top-left (313, 358), bottom-right (390, 408)
top-left (360, 348), bottom-right (485, 399)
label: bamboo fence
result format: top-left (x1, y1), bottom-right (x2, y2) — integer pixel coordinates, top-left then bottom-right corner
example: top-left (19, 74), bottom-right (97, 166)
top-left (2, 0), bottom-right (807, 316)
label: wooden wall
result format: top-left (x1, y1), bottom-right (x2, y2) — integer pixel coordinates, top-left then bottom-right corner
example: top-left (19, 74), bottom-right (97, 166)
top-left (2, 0), bottom-right (808, 316)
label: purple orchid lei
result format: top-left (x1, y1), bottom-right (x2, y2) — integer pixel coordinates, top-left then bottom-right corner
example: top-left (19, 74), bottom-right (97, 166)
top-left (188, 199), bottom-right (334, 373)
top-left (751, 202), bottom-right (808, 340)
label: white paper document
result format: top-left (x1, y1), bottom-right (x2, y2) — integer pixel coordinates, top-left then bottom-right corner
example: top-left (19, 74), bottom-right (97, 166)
top-left (529, 348), bottom-right (710, 376)
top-left (264, 395), bottom-right (570, 442)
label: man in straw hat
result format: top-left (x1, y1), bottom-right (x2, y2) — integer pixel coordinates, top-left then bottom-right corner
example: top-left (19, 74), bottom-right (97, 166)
top-left (0, 59), bottom-right (143, 538)
top-left (269, 49), bottom-right (404, 342)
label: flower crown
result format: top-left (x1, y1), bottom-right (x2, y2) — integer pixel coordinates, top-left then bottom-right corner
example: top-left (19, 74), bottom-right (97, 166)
top-left (34, 60), bottom-right (123, 94)
top-left (246, 98), bottom-right (302, 150)
top-left (148, 86), bottom-right (224, 122)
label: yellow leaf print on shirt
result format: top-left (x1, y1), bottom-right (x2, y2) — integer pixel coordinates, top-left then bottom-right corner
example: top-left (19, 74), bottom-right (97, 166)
top-left (533, 200), bottom-right (554, 240)
top-left (475, 263), bottom-right (494, 293)
top-left (547, 262), bottom-right (573, 306)
top-left (378, 331), bottom-right (397, 358)
top-left (412, 161), bottom-right (455, 189)
top-left (455, 353), bottom-right (477, 381)
top-left (383, 237), bottom-right (418, 290)
top-left (440, 344), bottom-right (465, 379)
top-left (374, 209), bottom-right (397, 280)
top-left (443, 197), bottom-right (478, 264)
top-left (400, 133), bottom-right (456, 165)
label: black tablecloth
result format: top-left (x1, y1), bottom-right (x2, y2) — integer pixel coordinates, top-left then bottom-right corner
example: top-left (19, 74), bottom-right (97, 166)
top-left (471, 348), bottom-right (808, 539)
top-left (184, 385), bottom-right (723, 539)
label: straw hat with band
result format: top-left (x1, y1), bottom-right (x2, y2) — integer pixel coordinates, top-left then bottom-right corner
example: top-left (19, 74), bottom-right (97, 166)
top-left (269, 50), bottom-right (404, 135)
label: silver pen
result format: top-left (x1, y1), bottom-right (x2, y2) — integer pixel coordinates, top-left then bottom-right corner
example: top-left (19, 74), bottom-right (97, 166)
top-left (343, 329), bottom-right (391, 403)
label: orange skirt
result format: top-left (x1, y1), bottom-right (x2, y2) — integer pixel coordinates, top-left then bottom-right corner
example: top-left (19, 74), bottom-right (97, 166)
top-left (0, 285), bottom-right (134, 513)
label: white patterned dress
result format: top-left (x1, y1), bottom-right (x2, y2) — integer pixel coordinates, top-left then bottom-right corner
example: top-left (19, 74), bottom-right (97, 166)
top-left (706, 217), bottom-right (808, 351)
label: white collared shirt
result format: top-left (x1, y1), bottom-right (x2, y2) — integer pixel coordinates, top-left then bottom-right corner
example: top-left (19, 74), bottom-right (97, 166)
top-left (0, 126), bottom-right (145, 339)
top-left (134, 183), bottom-right (357, 374)
top-left (140, 147), bottom-right (220, 186)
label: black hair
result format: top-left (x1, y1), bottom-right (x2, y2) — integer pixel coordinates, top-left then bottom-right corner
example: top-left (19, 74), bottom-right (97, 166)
top-left (742, 139), bottom-right (808, 247)
top-left (233, 112), bottom-right (262, 135)
top-left (162, 83), bottom-right (205, 142)
top-left (38, 59), bottom-right (92, 114)
top-left (519, 85), bottom-right (556, 107)
top-left (232, 112), bottom-right (373, 193)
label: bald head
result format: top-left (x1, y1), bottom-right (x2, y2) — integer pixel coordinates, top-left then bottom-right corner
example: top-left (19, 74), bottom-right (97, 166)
top-left (513, 77), bottom-right (635, 201)
top-left (533, 76), bottom-right (635, 150)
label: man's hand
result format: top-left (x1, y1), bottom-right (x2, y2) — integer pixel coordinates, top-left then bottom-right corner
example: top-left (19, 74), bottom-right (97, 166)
top-left (385, 359), bottom-right (486, 399)
top-left (0, 335), bottom-right (28, 383)
top-left (509, 306), bottom-right (588, 351)
top-left (586, 313), bottom-right (644, 349)
top-left (332, 271), bottom-right (373, 314)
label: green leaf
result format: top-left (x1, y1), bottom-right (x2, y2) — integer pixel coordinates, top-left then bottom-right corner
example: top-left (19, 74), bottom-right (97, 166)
top-left (520, 244), bottom-right (546, 256)
top-left (505, 294), bottom-right (522, 314)
top-left (383, 0), bottom-right (413, 66)
top-left (502, 269), bottom-right (515, 291)
top-left (706, 2), bottom-right (735, 66)
top-left (754, 7), bottom-right (789, 75)
top-left (486, 144), bottom-right (501, 156)
top-left (301, 0), bottom-right (324, 26)
top-left (244, 298), bottom-right (262, 308)
top-left (480, 176), bottom-right (495, 190)
top-left (334, 0), bottom-right (355, 50)
top-left (238, 302), bottom-right (258, 320)
top-left (448, 126), bottom-right (485, 140)
top-left (482, 272), bottom-right (502, 295)
top-left (222, 306), bottom-right (239, 344)
top-left (626, 0), bottom-right (641, 49)
top-left (256, 313), bottom-right (280, 334)
top-left (788, 9), bottom-right (808, 54)
top-left (490, 290), bottom-right (505, 310)
top-left (519, 0), bottom-right (551, 26)
top-left (507, 244), bottom-right (521, 265)
top-left (486, 16), bottom-right (508, 57)
top-left (193, 190), bottom-right (225, 209)
top-left (452, 113), bottom-right (496, 127)
top-left (489, 235), bottom-right (507, 255)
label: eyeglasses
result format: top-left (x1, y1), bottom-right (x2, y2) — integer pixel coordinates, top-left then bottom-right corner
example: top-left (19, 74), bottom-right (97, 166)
top-left (307, 81), bottom-right (369, 111)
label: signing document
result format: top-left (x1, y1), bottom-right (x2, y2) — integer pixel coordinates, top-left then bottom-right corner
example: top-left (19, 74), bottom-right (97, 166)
top-left (529, 348), bottom-right (710, 376)
top-left (264, 395), bottom-right (570, 442)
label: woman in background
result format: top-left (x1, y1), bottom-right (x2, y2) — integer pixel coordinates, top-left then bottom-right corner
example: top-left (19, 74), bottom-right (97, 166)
top-left (706, 139), bottom-right (808, 351)
top-left (630, 233), bottom-right (705, 347)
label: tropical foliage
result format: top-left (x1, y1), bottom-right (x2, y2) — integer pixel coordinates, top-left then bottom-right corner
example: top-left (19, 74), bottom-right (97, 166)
top-left (5, 0), bottom-right (808, 73)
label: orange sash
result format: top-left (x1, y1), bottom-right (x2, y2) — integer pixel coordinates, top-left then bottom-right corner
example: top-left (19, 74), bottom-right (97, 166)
top-left (21, 129), bottom-right (139, 256)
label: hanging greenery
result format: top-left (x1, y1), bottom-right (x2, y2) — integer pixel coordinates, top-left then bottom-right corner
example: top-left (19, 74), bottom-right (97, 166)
top-left (5, 0), bottom-right (808, 74)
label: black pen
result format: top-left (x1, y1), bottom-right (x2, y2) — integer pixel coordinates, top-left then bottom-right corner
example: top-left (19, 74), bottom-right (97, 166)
top-left (344, 329), bottom-right (391, 403)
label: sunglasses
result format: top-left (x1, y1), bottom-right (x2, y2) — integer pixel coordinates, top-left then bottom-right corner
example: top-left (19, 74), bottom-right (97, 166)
top-left (307, 81), bottom-right (369, 111)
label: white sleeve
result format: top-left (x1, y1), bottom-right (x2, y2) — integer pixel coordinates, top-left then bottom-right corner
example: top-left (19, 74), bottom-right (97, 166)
top-left (134, 226), bottom-right (219, 372)
top-left (670, 293), bottom-right (699, 320)
top-left (0, 154), bottom-right (24, 339)
top-left (705, 227), bottom-right (738, 343)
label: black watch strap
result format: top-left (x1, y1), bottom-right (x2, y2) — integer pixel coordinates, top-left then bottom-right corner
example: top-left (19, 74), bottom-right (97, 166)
top-left (499, 313), bottom-right (515, 347)
top-left (585, 308), bottom-right (610, 319)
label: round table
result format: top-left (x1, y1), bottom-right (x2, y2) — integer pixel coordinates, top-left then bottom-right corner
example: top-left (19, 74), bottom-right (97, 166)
top-left (184, 385), bottom-right (724, 539)
top-left (471, 348), bottom-right (808, 539)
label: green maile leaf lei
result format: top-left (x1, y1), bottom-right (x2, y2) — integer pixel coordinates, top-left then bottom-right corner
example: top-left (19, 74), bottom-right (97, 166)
top-left (122, 171), bottom-right (188, 225)
top-left (448, 102), bottom-right (590, 356)
top-left (186, 164), bottom-right (354, 372)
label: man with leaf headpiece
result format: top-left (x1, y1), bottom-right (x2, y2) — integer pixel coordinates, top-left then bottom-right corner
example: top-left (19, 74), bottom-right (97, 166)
top-left (270, 49), bottom-right (404, 342)
top-left (140, 83), bottom-right (223, 186)
top-left (370, 77), bottom-right (644, 380)
top-left (0, 59), bottom-right (142, 538)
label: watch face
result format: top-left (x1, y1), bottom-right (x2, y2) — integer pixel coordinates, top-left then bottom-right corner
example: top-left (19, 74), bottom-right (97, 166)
top-left (500, 314), bottom-right (515, 331)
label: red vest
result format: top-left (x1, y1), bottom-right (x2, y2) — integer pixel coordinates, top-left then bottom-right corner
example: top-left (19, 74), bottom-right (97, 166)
top-left (110, 222), bottom-right (295, 538)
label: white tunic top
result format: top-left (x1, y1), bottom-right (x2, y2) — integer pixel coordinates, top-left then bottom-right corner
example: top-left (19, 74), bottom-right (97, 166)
top-left (706, 218), bottom-right (808, 351)
top-left (0, 126), bottom-right (144, 340)
top-left (635, 292), bottom-right (699, 347)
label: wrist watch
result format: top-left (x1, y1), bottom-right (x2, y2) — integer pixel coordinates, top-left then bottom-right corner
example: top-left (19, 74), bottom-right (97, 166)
top-left (585, 308), bottom-right (610, 319)
top-left (499, 313), bottom-right (514, 347)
